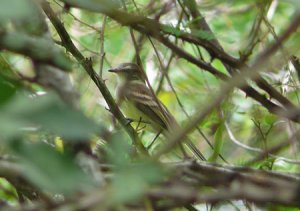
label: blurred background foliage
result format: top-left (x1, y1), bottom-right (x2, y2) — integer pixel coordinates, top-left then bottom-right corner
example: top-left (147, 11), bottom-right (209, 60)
top-left (0, 0), bottom-right (300, 210)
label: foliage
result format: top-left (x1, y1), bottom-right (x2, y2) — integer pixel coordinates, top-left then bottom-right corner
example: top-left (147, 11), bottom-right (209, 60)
top-left (0, 0), bottom-right (300, 210)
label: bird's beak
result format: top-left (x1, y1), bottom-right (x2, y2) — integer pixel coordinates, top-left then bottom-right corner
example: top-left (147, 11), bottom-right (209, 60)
top-left (108, 67), bottom-right (121, 73)
top-left (108, 64), bottom-right (127, 73)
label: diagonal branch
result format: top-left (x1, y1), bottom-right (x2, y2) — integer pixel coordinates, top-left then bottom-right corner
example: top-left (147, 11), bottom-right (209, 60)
top-left (57, 0), bottom-right (300, 124)
top-left (182, 0), bottom-right (296, 110)
top-left (41, 2), bottom-right (148, 155)
top-left (155, 14), bottom-right (300, 156)
top-left (0, 31), bottom-right (71, 71)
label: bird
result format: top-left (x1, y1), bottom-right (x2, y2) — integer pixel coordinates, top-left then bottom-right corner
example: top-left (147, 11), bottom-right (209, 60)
top-left (109, 63), bottom-right (205, 160)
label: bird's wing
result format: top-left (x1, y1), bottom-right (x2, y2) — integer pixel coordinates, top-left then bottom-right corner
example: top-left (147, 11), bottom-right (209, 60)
top-left (124, 81), bottom-right (206, 161)
top-left (124, 81), bottom-right (174, 130)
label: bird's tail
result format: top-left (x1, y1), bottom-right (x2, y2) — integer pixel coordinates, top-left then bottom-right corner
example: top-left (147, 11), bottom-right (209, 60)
top-left (185, 139), bottom-right (206, 161)
top-left (163, 127), bottom-right (206, 161)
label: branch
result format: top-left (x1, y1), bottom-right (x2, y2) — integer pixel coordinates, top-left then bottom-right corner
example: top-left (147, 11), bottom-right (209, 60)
top-left (3, 159), bottom-right (300, 209)
top-left (0, 31), bottom-right (71, 71)
top-left (155, 14), bottom-right (300, 155)
top-left (41, 2), bottom-right (148, 155)
top-left (148, 160), bottom-right (300, 207)
top-left (182, 0), bottom-right (296, 112)
top-left (57, 0), bottom-right (300, 125)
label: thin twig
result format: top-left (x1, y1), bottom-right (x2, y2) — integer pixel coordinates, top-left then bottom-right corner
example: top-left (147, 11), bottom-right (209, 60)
top-left (56, 0), bottom-right (300, 124)
top-left (225, 121), bottom-right (300, 164)
top-left (41, 2), bottom-right (148, 155)
top-left (155, 14), bottom-right (300, 156)
top-left (99, 15), bottom-right (107, 77)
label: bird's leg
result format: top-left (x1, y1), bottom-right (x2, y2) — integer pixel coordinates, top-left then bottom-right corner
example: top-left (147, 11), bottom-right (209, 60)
top-left (136, 117), bottom-right (143, 130)
top-left (135, 117), bottom-right (148, 132)
top-left (147, 130), bottom-right (162, 150)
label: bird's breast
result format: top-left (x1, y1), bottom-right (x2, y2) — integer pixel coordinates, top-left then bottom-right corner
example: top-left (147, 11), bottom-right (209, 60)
top-left (121, 99), bottom-right (161, 133)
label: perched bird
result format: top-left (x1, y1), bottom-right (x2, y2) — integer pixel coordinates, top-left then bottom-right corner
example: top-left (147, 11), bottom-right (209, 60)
top-left (109, 63), bottom-right (205, 160)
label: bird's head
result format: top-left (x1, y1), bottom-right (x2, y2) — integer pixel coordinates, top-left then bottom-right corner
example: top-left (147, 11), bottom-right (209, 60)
top-left (108, 63), bottom-right (144, 81)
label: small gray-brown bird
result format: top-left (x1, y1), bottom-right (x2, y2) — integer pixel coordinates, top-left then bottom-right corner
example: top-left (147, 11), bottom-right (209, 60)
top-left (109, 63), bottom-right (205, 160)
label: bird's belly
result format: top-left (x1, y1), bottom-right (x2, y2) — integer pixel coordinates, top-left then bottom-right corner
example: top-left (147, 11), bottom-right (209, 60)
top-left (121, 101), bottom-right (159, 133)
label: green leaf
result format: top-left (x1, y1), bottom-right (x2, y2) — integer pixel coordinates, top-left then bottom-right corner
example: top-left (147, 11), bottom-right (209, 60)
top-left (0, 33), bottom-right (72, 71)
top-left (111, 161), bottom-right (164, 203)
top-left (209, 121), bottom-right (225, 162)
top-left (0, 0), bottom-right (33, 23)
top-left (106, 132), bottom-right (132, 166)
top-left (0, 54), bottom-right (18, 79)
top-left (161, 25), bottom-right (183, 37)
top-left (0, 92), bottom-right (100, 140)
top-left (0, 75), bottom-right (18, 106)
top-left (106, 133), bottom-right (165, 203)
top-left (62, 0), bottom-right (120, 13)
top-left (104, 28), bottom-right (128, 55)
top-left (10, 141), bottom-right (94, 194)
top-left (0, 178), bottom-right (18, 204)
top-left (191, 29), bottom-right (215, 41)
